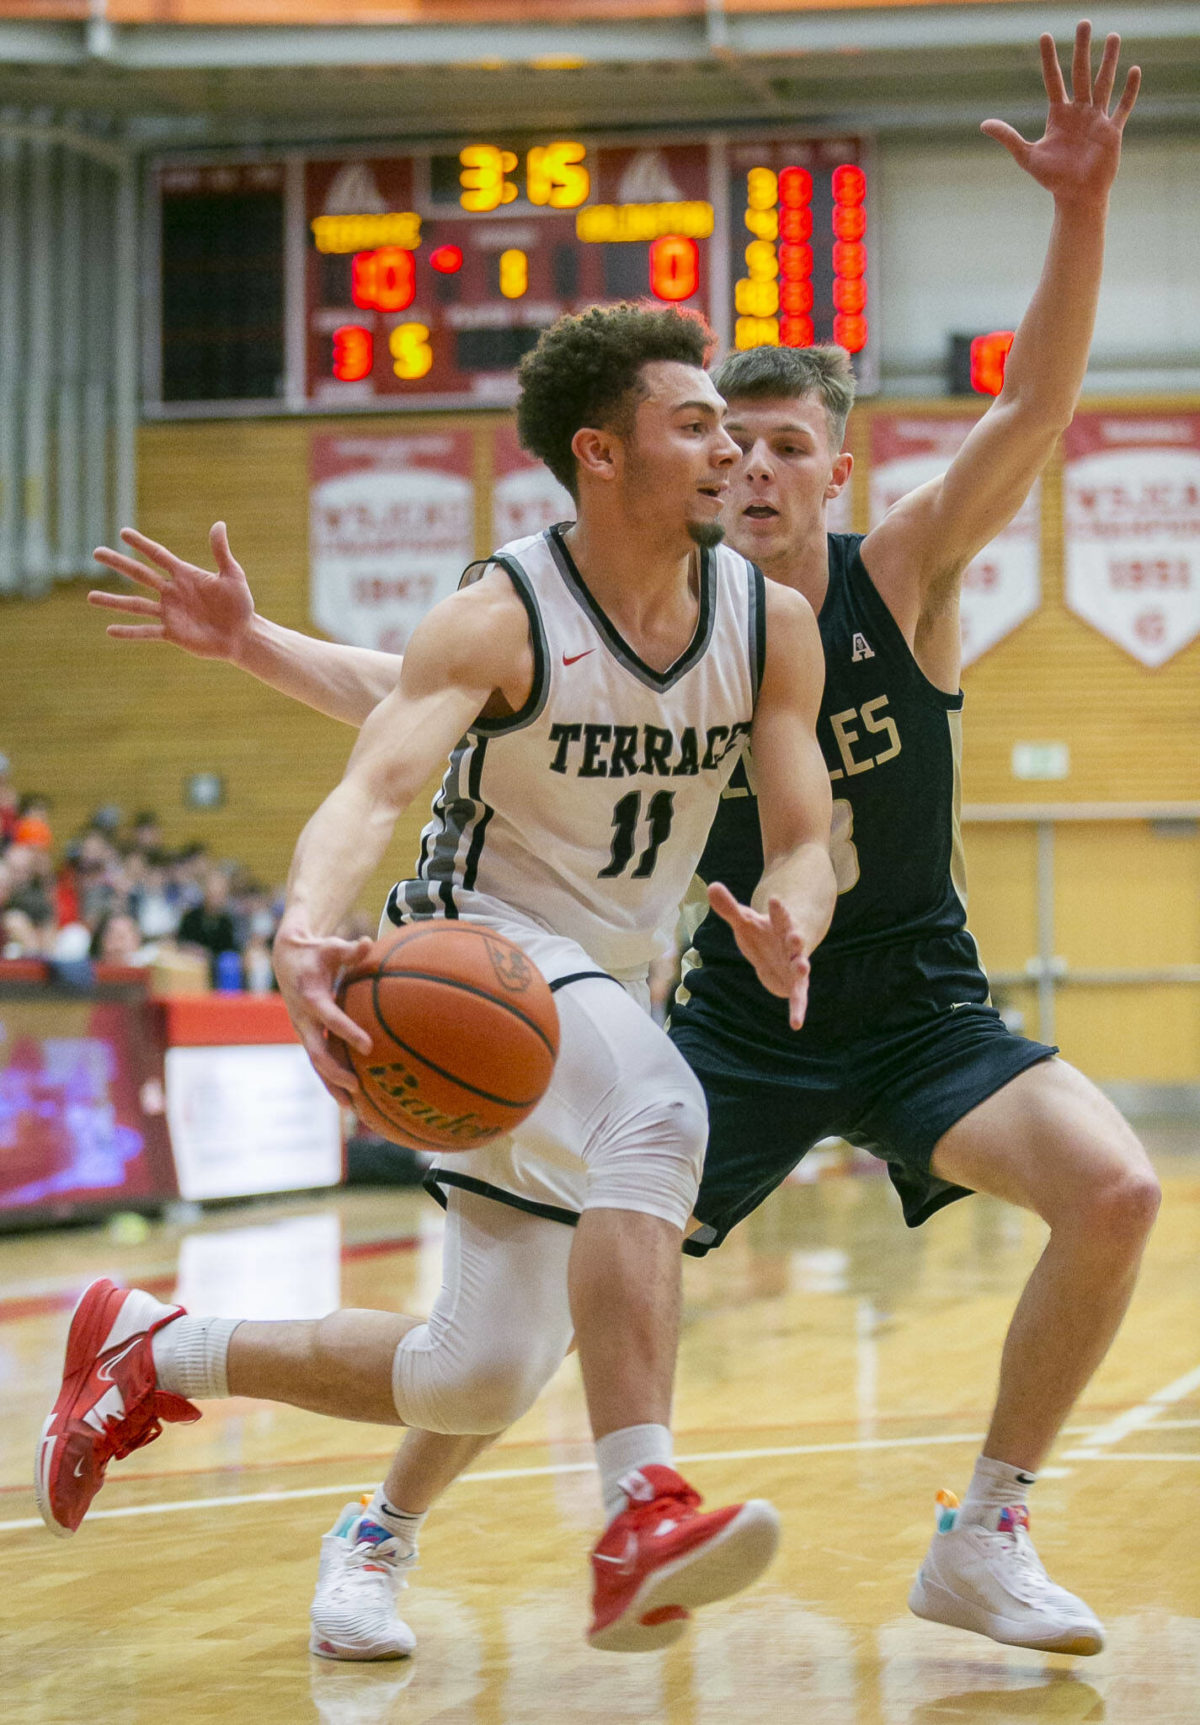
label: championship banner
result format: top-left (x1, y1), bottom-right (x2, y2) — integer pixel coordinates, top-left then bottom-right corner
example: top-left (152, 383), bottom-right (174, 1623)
top-left (869, 414), bottom-right (1041, 667)
top-left (1063, 411), bottom-right (1200, 667)
top-left (309, 430), bottom-right (475, 652)
top-left (492, 422), bottom-right (575, 549)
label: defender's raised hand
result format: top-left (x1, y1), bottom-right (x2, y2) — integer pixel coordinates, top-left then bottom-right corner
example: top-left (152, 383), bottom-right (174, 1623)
top-left (90, 521), bottom-right (255, 662)
top-left (707, 881), bottom-right (811, 1031)
top-left (981, 22), bottom-right (1140, 204)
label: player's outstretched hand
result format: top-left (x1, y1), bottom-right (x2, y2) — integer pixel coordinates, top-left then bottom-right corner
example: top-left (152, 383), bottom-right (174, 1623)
top-left (981, 22), bottom-right (1139, 205)
top-left (89, 522), bottom-right (255, 662)
top-left (271, 924), bottom-right (375, 1101)
top-left (707, 881), bottom-right (810, 1030)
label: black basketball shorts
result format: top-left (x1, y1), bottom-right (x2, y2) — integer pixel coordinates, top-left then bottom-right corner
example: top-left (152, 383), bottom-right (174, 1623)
top-left (670, 1001), bottom-right (1057, 1256)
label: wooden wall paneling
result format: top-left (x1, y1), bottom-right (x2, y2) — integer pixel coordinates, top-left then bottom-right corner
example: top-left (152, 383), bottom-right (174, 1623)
top-left (958, 823), bottom-right (1039, 975)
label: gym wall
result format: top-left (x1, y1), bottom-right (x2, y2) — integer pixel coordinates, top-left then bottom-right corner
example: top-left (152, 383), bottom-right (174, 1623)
top-left (3, 402), bottom-right (1197, 1080)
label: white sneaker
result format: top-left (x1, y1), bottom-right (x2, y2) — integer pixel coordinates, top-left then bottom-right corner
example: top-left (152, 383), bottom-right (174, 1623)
top-left (309, 1503), bottom-right (418, 1661)
top-left (908, 1492), bottom-right (1104, 1656)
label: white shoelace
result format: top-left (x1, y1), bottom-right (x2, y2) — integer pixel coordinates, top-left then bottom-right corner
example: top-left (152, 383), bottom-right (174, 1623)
top-left (329, 1535), bottom-right (417, 1597)
top-left (974, 1524), bottom-right (1057, 1605)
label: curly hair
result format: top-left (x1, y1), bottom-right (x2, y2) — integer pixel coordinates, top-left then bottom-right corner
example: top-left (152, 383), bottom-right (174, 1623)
top-left (713, 345), bottom-right (857, 454)
top-left (516, 302), bottom-right (716, 498)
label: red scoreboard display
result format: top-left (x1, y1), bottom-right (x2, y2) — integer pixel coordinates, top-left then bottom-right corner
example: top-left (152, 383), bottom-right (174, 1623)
top-left (154, 133), bottom-right (875, 413)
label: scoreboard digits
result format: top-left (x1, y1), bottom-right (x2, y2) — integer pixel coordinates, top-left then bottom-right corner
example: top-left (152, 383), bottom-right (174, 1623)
top-left (332, 324), bottom-right (372, 383)
top-left (351, 247), bottom-right (416, 314)
top-left (456, 142), bottom-right (591, 213)
top-left (732, 141), bottom-right (869, 358)
top-left (458, 145), bottom-right (519, 212)
top-left (498, 250), bottom-right (529, 299)
top-left (154, 135), bottom-right (874, 411)
top-left (525, 142), bottom-right (590, 210)
top-left (389, 324), bottom-right (434, 380)
top-left (649, 235), bottom-right (700, 303)
top-left (830, 164), bottom-right (869, 353)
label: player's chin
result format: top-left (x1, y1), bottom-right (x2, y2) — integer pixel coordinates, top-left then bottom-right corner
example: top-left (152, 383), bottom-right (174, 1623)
top-left (686, 517), bottom-right (726, 550)
top-left (725, 521), bottom-right (781, 561)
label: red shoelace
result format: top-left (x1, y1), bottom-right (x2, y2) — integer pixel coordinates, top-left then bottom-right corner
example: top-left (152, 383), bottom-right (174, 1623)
top-left (95, 1391), bottom-right (198, 1464)
top-left (617, 1476), bottom-right (703, 1532)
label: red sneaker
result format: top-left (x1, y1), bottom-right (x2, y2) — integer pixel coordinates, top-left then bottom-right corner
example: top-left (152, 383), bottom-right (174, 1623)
top-left (587, 1465), bottom-right (781, 1652)
top-left (35, 1278), bottom-right (201, 1538)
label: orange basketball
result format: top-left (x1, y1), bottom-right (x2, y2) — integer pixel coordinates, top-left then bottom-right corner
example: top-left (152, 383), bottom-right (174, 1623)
top-left (335, 924), bottom-right (559, 1153)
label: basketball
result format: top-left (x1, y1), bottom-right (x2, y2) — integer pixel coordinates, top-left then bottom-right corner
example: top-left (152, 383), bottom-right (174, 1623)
top-left (335, 924), bottom-right (559, 1153)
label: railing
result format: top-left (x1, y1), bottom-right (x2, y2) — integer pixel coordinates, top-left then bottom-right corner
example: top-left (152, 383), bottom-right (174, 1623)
top-left (962, 802), bottom-right (1200, 1044)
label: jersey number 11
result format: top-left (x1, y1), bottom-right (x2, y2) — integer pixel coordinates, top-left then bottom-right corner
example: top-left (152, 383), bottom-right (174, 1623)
top-left (598, 790), bottom-right (676, 880)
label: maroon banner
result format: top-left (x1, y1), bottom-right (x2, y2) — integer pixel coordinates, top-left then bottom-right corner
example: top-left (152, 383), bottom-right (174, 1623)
top-left (869, 412), bottom-right (1041, 666)
top-left (309, 429), bottom-right (475, 652)
top-left (1063, 411), bottom-right (1200, 667)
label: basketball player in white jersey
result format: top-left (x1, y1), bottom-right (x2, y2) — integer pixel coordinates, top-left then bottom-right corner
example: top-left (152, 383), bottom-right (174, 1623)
top-left (40, 305), bottom-right (838, 1654)
top-left (78, 23), bottom-right (1153, 1666)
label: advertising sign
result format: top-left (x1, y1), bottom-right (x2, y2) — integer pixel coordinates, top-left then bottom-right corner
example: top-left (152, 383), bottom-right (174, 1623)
top-left (164, 1044), bottom-right (341, 1202)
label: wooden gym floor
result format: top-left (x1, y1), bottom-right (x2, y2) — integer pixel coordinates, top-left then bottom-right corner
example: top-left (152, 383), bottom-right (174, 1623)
top-left (2, 1126), bottom-right (1198, 1725)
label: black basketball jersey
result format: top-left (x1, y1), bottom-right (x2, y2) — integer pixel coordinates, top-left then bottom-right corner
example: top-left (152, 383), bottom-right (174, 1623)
top-left (680, 532), bottom-right (990, 1050)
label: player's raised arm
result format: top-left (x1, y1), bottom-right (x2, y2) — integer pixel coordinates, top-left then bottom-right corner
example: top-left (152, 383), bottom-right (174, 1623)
top-left (90, 522), bottom-right (402, 726)
top-left (707, 582), bottom-right (835, 1029)
top-left (864, 21), bottom-right (1139, 606)
top-left (273, 571), bottom-right (533, 1092)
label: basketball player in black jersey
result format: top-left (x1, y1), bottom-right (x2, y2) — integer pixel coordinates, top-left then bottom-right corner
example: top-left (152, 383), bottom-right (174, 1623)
top-left (86, 19), bottom-right (1148, 1663)
top-left (674, 25), bottom-right (1151, 1655)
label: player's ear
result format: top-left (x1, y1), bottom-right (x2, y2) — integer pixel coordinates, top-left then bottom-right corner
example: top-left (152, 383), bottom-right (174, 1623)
top-left (826, 450), bottom-right (853, 500)
top-left (571, 425), bottom-right (619, 484)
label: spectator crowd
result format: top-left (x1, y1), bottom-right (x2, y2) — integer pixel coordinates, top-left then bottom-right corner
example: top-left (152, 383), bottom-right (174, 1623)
top-left (0, 752), bottom-right (282, 990)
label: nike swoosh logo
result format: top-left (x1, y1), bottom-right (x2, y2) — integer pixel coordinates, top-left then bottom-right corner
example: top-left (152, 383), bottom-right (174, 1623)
top-left (97, 1339), bottom-right (142, 1381)
top-left (562, 649), bottom-right (595, 666)
top-left (594, 1533), bottom-right (639, 1572)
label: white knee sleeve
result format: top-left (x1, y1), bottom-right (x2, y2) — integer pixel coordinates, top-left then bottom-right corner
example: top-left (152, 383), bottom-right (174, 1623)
top-left (391, 1189), bottom-right (574, 1435)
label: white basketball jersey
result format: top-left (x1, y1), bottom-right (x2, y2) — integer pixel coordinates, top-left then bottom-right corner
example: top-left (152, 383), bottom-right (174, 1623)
top-left (387, 524), bottom-right (766, 975)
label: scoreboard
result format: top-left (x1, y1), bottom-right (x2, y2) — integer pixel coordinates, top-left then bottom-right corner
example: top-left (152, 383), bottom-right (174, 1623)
top-left (153, 133), bottom-right (875, 414)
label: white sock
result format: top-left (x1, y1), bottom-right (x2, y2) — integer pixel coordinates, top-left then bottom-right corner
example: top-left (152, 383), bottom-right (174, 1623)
top-left (151, 1315), bottom-right (241, 1400)
top-left (367, 1488), bottom-right (425, 1555)
top-left (959, 1453), bottom-right (1037, 1524)
top-left (596, 1423), bottom-right (673, 1523)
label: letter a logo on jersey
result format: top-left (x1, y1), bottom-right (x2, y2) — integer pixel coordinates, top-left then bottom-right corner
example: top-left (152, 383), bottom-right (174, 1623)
top-left (851, 632), bottom-right (875, 662)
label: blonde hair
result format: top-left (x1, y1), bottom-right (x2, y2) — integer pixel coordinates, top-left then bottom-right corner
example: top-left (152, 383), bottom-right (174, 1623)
top-left (713, 346), bottom-right (856, 452)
